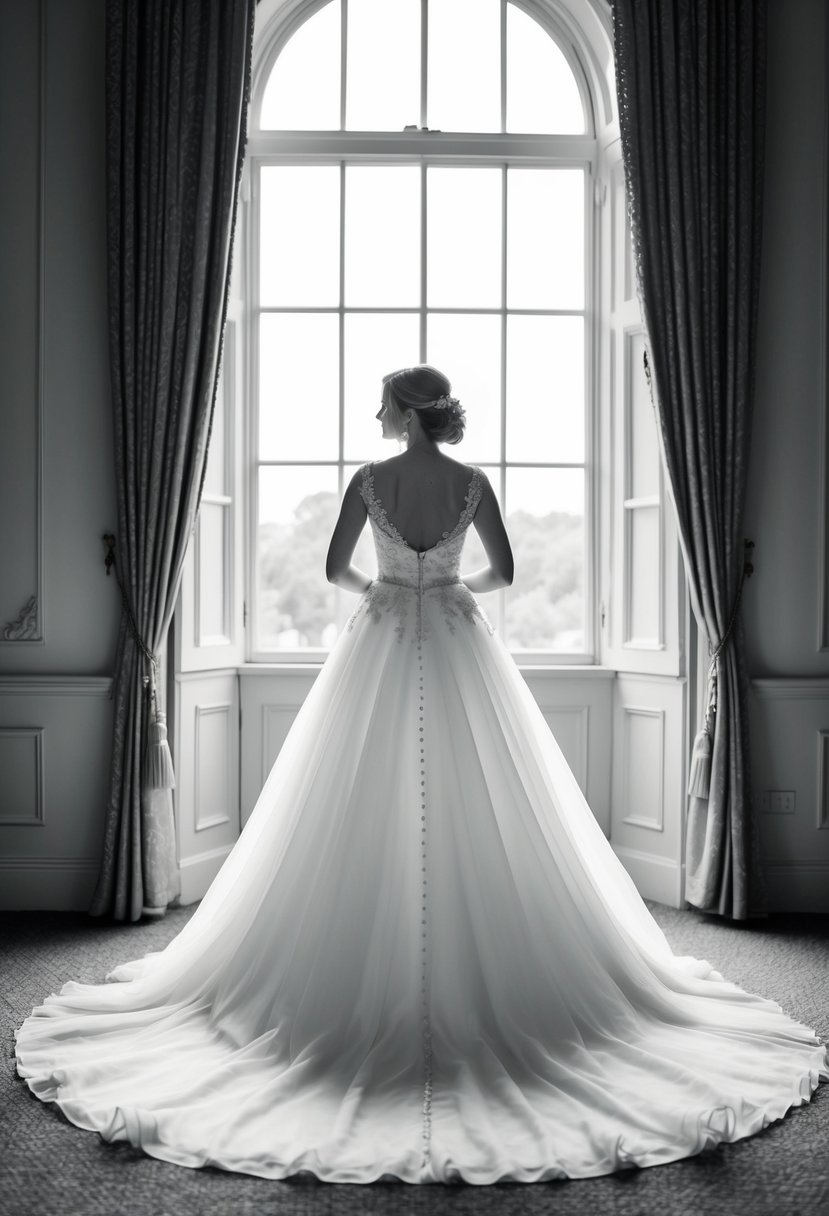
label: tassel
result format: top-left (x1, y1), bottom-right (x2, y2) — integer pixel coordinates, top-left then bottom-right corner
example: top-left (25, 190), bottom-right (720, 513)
top-left (687, 725), bottom-right (712, 798)
top-left (144, 711), bottom-right (176, 790)
top-left (688, 652), bottom-right (719, 799)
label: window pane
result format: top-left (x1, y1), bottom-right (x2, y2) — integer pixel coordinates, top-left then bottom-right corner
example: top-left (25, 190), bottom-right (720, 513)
top-left (504, 467), bottom-right (584, 651)
top-left (345, 166), bottom-right (420, 307)
top-left (259, 314), bottom-right (339, 461)
top-left (506, 3), bottom-right (585, 134)
top-left (507, 168), bottom-right (584, 310)
top-left (427, 167), bottom-right (502, 309)
top-left (344, 312), bottom-right (420, 460)
top-left (428, 0), bottom-right (500, 133)
top-left (426, 313), bottom-right (502, 463)
top-left (259, 1), bottom-right (340, 131)
top-left (260, 166), bottom-right (340, 307)
top-left (258, 466), bottom-right (339, 649)
top-left (506, 315), bottom-right (584, 463)
top-left (346, 0), bottom-right (420, 131)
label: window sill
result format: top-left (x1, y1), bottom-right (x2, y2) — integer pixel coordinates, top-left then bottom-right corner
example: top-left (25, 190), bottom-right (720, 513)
top-left (240, 660), bottom-right (617, 678)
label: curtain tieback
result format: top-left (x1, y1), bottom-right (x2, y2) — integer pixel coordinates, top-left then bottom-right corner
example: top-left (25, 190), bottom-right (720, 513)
top-left (103, 534), bottom-right (175, 791)
top-left (687, 539), bottom-right (755, 800)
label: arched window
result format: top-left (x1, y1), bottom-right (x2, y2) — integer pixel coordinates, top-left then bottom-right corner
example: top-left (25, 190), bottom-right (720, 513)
top-left (248, 0), bottom-right (599, 662)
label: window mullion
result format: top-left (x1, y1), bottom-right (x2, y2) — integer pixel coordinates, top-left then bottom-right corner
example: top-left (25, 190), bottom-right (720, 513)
top-left (340, 0), bottom-right (348, 132)
top-left (500, 0), bottom-right (507, 135)
top-left (420, 163), bottom-right (427, 359)
top-left (421, 0), bottom-right (428, 129)
top-left (337, 159), bottom-right (346, 633)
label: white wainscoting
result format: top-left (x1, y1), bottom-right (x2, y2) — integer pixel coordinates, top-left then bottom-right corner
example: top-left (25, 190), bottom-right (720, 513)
top-left (610, 672), bottom-right (688, 908)
top-left (750, 677), bottom-right (829, 912)
top-left (174, 669), bottom-right (240, 905)
top-left (241, 664), bottom-right (616, 837)
top-left (0, 675), bottom-right (113, 910)
top-left (520, 667), bottom-right (614, 838)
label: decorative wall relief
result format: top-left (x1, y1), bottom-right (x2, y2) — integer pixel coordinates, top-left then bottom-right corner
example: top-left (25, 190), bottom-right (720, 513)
top-left (3, 596), bottom-right (40, 641)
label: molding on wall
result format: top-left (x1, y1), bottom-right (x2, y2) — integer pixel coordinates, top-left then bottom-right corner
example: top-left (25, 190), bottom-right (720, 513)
top-left (620, 704), bottom-right (665, 832)
top-left (0, 727), bottom-right (44, 826)
top-left (819, 730), bottom-right (829, 830)
top-left (193, 702), bottom-right (233, 833)
top-left (750, 677), bottom-right (829, 699)
top-left (176, 667), bottom-right (239, 682)
top-left (1, 0), bottom-right (46, 647)
top-left (2, 596), bottom-right (40, 641)
top-left (819, 4), bottom-right (829, 652)
top-left (0, 856), bottom-right (98, 870)
top-left (0, 675), bottom-right (113, 696)
top-left (0, 855), bottom-right (98, 912)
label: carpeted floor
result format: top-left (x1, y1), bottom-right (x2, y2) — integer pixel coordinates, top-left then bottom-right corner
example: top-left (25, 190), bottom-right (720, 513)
top-left (1, 900), bottom-right (827, 1216)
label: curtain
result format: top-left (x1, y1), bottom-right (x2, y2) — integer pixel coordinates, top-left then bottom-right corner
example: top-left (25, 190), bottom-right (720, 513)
top-left (612, 0), bottom-right (768, 919)
top-left (90, 0), bottom-right (256, 922)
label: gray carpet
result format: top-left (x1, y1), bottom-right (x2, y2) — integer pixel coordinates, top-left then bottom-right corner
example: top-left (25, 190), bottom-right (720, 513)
top-left (1, 900), bottom-right (827, 1216)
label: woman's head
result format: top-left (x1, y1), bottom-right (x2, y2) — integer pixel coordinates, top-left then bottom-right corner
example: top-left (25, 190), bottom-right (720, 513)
top-left (378, 364), bottom-right (466, 446)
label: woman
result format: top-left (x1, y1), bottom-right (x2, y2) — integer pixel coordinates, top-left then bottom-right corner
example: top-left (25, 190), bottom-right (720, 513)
top-left (15, 365), bottom-right (828, 1185)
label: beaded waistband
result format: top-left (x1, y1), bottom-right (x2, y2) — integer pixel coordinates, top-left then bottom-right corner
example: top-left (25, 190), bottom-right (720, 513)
top-left (375, 575), bottom-right (464, 592)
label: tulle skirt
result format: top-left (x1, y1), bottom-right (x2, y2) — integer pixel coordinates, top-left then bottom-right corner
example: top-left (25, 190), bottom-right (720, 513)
top-left (14, 581), bottom-right (829, 1183)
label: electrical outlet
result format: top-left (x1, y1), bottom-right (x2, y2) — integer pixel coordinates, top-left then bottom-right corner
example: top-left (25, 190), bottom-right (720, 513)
top-left (760, 790), bottom-right (796, 814)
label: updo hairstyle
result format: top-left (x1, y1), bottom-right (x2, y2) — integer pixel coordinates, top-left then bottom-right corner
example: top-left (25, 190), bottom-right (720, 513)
top-left (383, 364), bottom-right (466, 446)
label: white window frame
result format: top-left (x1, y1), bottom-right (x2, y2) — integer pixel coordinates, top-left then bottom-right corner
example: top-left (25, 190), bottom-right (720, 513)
top-left (243, 0), bottom-right (603, 666)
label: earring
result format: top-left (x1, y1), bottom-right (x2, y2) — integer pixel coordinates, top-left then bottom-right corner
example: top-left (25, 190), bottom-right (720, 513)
top-left (401, 430), bottom-right (409, 443)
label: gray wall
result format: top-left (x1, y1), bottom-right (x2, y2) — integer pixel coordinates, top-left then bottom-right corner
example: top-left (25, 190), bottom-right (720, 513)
top-left (744, 0), bottom-right (829, 906)
top-left (0, 0), bottom-right (826, 909)
top-left (0, 0), bottom-right (119, 908)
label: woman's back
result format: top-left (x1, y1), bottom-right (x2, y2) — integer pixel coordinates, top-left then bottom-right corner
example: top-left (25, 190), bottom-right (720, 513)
top-left (369, 453), bottom-right (478, 554)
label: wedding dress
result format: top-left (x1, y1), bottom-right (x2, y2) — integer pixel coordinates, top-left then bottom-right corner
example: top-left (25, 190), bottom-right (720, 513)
top-left (15, 460), bottom-right (828, 1185)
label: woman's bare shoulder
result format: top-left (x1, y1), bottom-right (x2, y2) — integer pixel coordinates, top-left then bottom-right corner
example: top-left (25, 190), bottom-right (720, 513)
top-left (375, 453), bottom-right (475, 478)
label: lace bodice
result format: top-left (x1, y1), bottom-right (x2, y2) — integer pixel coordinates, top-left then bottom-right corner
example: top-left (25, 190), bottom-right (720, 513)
top-left (346, 460), bottom-right (494, 643)
top-left (359, 461), bottom-right (484, 587)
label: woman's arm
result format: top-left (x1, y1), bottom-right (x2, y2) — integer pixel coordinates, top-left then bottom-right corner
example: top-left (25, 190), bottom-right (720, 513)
top-left (325, 469), bottom-right (373, 593)
top-left (462, 470), bottom-right (514, 593)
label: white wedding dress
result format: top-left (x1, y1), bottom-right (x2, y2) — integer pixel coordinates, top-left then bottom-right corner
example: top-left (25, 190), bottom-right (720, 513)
top-left (15, 460), bottom-right (829, 1185)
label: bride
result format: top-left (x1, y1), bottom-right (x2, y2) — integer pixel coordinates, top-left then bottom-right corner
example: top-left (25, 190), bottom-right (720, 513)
top-left (15, 364), bottom-right (828, 1185)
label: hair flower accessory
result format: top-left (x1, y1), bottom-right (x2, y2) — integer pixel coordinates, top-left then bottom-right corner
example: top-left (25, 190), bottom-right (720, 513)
top-left (433, 393), bottom-right (458, 410)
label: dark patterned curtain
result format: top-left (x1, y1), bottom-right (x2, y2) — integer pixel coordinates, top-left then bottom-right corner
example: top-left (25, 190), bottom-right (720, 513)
top-left (612, 0), bottom-right (768, 919)
top-left (90, 0), bottom-right (256, 922)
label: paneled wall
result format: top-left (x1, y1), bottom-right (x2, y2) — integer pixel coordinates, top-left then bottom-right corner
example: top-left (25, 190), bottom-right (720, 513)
top-left (750, 679), bottom-right (829, 912)
top-left (239, 664), bottom-right (614, 835)
top-left (741, 0), bottom-right (829, 908)
top-left (1, 0), bottom-right (827, 913)
top-left (0, 0), bottom-right (120, 910)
